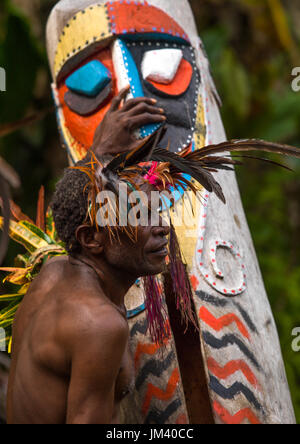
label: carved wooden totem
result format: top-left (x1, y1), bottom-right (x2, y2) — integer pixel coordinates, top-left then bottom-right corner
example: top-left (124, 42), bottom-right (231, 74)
top-left (46, 0), bottom-right (296, 424)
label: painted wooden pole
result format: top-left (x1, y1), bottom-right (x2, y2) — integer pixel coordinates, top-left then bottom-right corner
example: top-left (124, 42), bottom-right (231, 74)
top-left (47, 0), bottom-right (296, 424)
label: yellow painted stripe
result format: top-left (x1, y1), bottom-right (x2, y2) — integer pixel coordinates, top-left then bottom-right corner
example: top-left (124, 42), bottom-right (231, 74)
top-left (54, 4), bottom-right (112, 78)
top-left (61, 120), bottom-right (84, 163)
top-left (173, 94), bottom-right (206, 264)
top-left (195, 95), bottom-right (207, 151)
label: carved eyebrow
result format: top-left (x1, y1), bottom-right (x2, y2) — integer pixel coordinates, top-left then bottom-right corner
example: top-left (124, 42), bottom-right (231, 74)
top-left (122, 33), bottom-right (190, 47)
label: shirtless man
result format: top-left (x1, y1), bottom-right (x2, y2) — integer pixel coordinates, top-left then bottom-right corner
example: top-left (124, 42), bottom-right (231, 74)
top-left (6, 88), bottom-right (168, 424)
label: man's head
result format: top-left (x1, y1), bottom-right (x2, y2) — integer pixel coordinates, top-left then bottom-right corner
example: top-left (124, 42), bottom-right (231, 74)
top-left (51, 161), bottom-right (170, 278)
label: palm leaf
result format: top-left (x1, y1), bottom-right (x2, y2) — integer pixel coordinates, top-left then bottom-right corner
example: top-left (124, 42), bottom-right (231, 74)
top-left (0, 293), bottom-right (24, 302)
top-left (0, 218), bottom-right (49, 252)
top-left (0, 303), bottom-right (19, 322)
top-left (0, 196), bottom-right (65, 354)
top-left (20, 221), bottom-right (53, 245)
top-left (0, 266), bottom-right (32, 285)
top-left (45, 207), bottom-right (57, 240)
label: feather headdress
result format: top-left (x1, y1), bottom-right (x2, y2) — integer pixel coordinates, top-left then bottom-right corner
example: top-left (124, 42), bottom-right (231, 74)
top-left (74, 127), bottom-right (300, 344)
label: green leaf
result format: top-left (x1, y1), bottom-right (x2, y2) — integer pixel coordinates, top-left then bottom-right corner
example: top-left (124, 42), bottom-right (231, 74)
top-left (20, 221), bottom-right (54, 245)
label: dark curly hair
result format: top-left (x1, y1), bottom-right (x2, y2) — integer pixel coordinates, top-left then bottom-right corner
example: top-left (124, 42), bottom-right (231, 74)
top-left (51, 156), bottom-right (91, 255)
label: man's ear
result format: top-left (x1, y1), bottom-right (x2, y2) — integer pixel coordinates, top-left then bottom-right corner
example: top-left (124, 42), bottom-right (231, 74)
top-left (75, 225), bottom-right (104, 255)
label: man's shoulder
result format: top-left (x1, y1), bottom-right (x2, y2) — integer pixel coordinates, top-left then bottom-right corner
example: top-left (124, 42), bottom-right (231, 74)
top-left (29, 257), bottom-right (129, 353)
top-left (57, 298), bottom-right (129, 352)
top-left (28, 256), bottom-right (69, 294)
top-left (41, 255), bottom-right (70, 274)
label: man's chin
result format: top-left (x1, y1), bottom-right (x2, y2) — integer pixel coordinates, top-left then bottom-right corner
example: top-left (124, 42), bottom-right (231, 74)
top-left (138, 262), bottom-right (167, 278)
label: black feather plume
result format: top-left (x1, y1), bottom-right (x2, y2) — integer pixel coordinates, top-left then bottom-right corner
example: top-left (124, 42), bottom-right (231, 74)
top-left (100, 130), bottom-right (300, 204)
top-left (197, 139), bottom-right (300, 159)
top-left (103, 125), bottom-right (166, 175)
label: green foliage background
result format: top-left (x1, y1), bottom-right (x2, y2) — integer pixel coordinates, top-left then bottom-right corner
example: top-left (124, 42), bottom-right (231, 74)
top-left (0, 0), bottom-right (299, 422)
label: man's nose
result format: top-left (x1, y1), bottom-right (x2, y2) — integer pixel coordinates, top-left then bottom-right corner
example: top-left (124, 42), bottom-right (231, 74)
top-left (112, 39), bottom-right (144, 100)
top-left (151, 224), bottom-right (171, 237)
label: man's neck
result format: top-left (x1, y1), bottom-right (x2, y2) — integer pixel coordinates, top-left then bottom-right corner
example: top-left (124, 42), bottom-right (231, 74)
top-left (69, 254), bottom-right (136, 310)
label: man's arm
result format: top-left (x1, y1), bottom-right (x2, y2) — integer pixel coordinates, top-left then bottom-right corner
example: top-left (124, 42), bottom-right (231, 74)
top-left (63, 305), bottom-right (129, 424)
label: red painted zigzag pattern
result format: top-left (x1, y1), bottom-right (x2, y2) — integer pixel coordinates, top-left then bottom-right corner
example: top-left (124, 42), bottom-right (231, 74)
top-left (134, 330), bottom-right (171, 370)
top-left (207, 357), bottom-right (260, 390)
top-left (142, 368), bottom-right (180, 416)
top-left (199, 306), bottom-right (250, 340)
top-left (198, 296), bottom-right (263, 423)
top-left (213, 400), bottom-right (261, 424)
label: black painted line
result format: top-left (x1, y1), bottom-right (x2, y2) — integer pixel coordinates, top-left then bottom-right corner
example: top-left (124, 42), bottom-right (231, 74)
top-left (202, 331), bottom-right (262, 371)
top-left (209, 375), bottom-right (263, 413)
top-left (135, 351), bottom-right (175, 390)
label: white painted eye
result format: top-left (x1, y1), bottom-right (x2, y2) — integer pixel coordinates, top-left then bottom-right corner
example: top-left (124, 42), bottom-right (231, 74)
top-left (141, 49), bottom-right (183, 85)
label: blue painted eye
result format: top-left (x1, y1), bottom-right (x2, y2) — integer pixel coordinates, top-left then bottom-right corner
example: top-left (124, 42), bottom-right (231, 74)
top-left (66, 60), bottom-right (111, 98)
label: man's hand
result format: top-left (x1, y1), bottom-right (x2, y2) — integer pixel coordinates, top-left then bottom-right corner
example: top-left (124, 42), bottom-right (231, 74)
top-left (91, 86), bottom-right (166, 156)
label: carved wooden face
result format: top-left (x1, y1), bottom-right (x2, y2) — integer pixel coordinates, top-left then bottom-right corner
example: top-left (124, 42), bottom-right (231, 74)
top-left (52, 1), bottom-right (201, 163)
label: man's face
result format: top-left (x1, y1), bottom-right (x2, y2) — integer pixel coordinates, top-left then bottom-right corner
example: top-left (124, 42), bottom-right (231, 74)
top-left (101, 182), bottom-right (170, 278)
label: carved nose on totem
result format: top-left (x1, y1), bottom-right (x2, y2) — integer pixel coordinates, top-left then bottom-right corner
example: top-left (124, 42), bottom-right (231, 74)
top-left (112, 38), bottom-right (162, 140)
